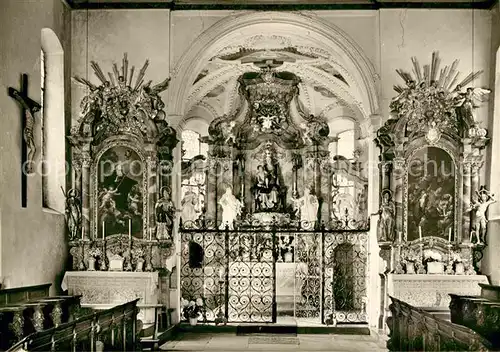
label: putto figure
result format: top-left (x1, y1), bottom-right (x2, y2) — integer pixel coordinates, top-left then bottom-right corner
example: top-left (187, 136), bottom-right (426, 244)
top-left (469, 186), bottom-right (496, 244)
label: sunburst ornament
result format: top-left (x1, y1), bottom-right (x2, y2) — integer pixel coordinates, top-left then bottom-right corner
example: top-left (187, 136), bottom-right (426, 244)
top-left (390, 51), bottom-right (490, 138)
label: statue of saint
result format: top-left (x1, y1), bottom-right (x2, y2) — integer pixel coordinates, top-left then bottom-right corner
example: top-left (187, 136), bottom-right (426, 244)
top-left (219, 187), bottom-right (243, 230)
top-left (470, 186), bottom-right (496, 244)
top-left (181, 189), bottom-right (199, 227)
top-left (377, 190), bottom-right (395, 242)
top-left (292, 188), bottom-right (319, 228)
top-left (155, 188), bottom-right (177, 240)
top-left (65, 189), bottom-right (82, 240)
top-left (254, 150), bottom-right (283, 212)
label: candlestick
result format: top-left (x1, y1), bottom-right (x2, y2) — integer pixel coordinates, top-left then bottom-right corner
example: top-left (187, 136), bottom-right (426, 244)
top-left (448, 228), bottom-right (452, 243)
top-left (219, 268), bottom-right (223, 281)
top-left (418, 226), bottom-right (422, 241)
top-left (102, 221), bottom-right (105, 240)
top-left (149, 228), bottom-right (152, 241)
top-left (81, 226), bottom-right (84, 241)
top-left (128, 219), bottom-right (132, 240)
top-left (398, 231), bottom-right (402, 243)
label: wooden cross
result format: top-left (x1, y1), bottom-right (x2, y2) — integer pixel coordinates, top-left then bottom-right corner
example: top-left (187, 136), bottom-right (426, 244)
top-left (8, 74), bottom-right (41, 208)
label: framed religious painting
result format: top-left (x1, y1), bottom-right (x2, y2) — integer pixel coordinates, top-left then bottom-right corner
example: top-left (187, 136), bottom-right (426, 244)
top-left (93, 144), bottom-right (147, 239)
top-left (405, 146), bottom-right (456, 242)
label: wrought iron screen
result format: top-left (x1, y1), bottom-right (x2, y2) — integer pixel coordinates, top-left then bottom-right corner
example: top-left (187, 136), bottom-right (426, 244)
top-left (180, 226), bottom-right (368, 324)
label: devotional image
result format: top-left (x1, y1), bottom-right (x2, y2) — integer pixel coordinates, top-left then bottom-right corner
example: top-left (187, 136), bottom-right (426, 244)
top-left (98, 146), bottom-right (143, 238)
top-left (407, 147), bottom-right (455, 241)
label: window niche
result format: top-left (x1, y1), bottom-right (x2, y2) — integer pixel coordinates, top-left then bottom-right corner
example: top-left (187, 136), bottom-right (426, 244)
top-left (40, 28), bottom-right (65, 213)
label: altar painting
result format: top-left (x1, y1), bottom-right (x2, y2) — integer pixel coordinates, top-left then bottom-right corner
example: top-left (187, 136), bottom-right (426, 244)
top-left (407, 147), bottom-right (455, 241)
top-left (98, 146), bottom-right (143, 238)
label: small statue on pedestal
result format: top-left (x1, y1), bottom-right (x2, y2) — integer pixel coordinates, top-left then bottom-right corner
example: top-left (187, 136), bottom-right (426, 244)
top-left (219, 187), bottom-right (243, 230)
top-left (65, 188), bottom-right (82, 240)
top-left (469, 186), bottom-right (496, 244)
top-left (155, 187), bottom-right (177, 240)
top-left (291, 187), bottom-right (319, 229)
top-left (376, 189), bottom-right (396, 242)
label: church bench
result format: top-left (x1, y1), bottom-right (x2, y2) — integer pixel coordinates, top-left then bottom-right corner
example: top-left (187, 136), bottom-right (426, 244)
top-left (387, 296), bottom-right (492, 351)
top-left (7, 298), bottom-right (140, 351)
top-left (0, 283), bottom-right (52, 305)
top-left (0, 295), bottom-right (82, 350)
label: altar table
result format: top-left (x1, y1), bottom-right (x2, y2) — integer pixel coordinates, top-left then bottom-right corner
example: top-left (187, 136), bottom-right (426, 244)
top-left (62, 271), bottom-right (159, 323)
top-left (388, 274), bottom-right (488, 309)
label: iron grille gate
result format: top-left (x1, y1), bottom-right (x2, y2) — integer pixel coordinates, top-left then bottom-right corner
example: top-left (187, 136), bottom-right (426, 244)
top-left (180, 228), bottom-right (368, 324)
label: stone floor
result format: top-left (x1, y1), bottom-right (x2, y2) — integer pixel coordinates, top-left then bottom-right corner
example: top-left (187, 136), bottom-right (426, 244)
top-left (160, 332), bottom-right (389, 351)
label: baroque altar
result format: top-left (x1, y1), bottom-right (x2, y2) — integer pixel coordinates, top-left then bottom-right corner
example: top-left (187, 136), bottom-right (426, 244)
top-left (64, 54), bottom-right (179, 321)
top-left (179, 50), bottom-right (370, 325)
top-left (375, 53), bottom-right (492, 317)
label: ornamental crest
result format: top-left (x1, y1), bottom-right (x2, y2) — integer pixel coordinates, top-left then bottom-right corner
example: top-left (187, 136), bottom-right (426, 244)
top-left (71, 53), bottom-right (174, 146)
top-left (388, 52), bottom-right (490, 140)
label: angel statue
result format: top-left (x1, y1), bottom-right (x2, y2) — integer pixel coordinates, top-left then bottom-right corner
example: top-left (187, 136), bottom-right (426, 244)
top-left (469, 186), bottom-right (496, 244)
top-left (64, 188), bottom-right (82, 240)
top-left (219, 187), bottom-right (244, 230)
top-left (454, 86), bottom-right (491, 125)
top-left (135, 77), bottom-right (170, 121)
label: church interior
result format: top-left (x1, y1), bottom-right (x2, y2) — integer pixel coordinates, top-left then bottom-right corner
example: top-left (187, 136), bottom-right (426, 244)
top-left (1, 0), bottom-right (500, 350)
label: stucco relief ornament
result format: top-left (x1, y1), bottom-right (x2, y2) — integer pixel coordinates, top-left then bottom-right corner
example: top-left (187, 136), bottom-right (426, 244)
top-left (425, 121), bottom-right (442, 144)
top-left (71, 53), bottom-right (174, 146)
top-left (387, 52), bottom-right (489, 140)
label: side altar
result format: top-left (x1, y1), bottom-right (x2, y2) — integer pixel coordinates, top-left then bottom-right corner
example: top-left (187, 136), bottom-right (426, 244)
top-left (375, 53), bottom-right (492, 324)
top-left (63, 54), bottom-right (179, 325)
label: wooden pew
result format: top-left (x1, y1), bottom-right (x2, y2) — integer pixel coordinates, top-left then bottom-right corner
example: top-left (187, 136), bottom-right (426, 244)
top-left (0, 284), bottom-right (51, 305)
top-left (7, 299), bottom-right (140, 352)
top-left (0, 295), bottom-right (82, 350)
top-left (387, 296), bottom-right (492, 351)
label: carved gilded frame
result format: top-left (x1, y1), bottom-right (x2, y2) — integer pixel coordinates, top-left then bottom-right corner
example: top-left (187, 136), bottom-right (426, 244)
top-left (90, 136), bottom-right (151, 240)
top-left (402, 137), bottom-right (463, 244)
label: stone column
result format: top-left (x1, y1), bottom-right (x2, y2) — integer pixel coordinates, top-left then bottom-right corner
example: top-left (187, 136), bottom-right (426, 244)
top-left (318, 149), bottom-right (330, 224)
top-left (392, 158), bottom-right (405, 239)
top-left (146, 151), bottom-right (157, 240)
top-left (205, 156), bottom-right (218, 222)
top-left (81, 152), bottom-right (91, 240)
top-left (462, 161), bottom-right (472, 242)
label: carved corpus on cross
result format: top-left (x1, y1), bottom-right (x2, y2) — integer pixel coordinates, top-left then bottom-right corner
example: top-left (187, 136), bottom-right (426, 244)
top-left (8, 74), bottom-right (41, 207)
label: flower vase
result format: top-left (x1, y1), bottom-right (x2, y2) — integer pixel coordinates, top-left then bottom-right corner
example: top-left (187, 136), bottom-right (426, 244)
top-left (189, 317), bottom-right (198, 326)
top-left (284, 252), bottom-right (293, 263)
top-left (427, 261), bottom-right (444, 274)
top-left (455, 262), bottom-right (465, 275)
top-left (406, 262), bottom-right (415, 274)
top-left (87, 257), bottom-right (96, 271)
top-left (135, 259), bottom-right (144, 272)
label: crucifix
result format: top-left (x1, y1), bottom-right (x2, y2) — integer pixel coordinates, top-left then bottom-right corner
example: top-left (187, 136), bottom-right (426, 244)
top-left (8, 74), bottom-right (41, 208)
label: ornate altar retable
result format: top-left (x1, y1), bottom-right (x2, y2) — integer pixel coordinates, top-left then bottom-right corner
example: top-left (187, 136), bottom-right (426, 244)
top-left (64, 54), bottom-right (178, 324)
top-left (376, 53), bottom-right (492, 321)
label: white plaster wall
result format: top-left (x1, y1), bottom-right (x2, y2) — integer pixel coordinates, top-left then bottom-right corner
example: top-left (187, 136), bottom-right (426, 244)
top-left (0, 0), bottom-right (70, 294)
top-left (379, 9), bottom-right (491, 122)
top-left (482, 3), bottom-right (500, 285)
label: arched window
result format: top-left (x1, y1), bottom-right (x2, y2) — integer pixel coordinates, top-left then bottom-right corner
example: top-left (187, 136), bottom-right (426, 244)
top-left (336, 129), bottom-right (355, 160)
top-left (41, 28), bottom-right (65, 213)
top-left (181, 130), bottom-right (208, 161)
